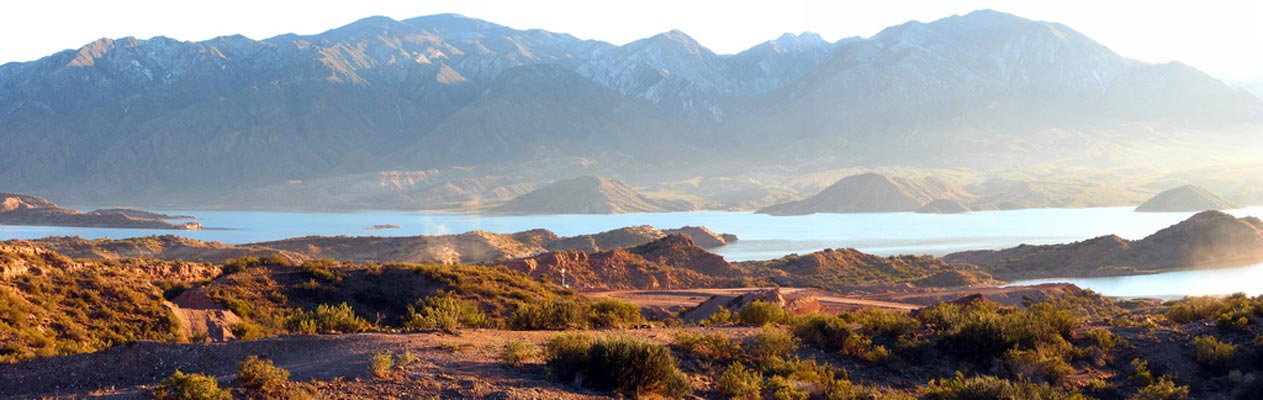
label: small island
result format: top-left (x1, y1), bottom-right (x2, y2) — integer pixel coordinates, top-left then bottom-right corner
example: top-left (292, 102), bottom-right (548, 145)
top-left (363, 224), bottom-right (402, 231)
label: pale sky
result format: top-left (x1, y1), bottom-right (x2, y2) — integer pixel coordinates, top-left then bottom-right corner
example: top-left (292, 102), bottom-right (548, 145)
top-left (3, 0), bottom-right (1260, 79)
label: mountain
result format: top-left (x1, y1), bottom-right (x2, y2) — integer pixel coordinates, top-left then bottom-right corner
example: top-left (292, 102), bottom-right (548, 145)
top-left (945, 210), bottom-right (1263, 279)
top-left (1, 11), bottom-right (1259, 209)
top-left (917, 199), bottom-right (972, 214)
top-left (1135, 184), bottom-right (1239, 212)
top-left (757, 173), bottom-right (973, 215)
top-left (492, 176), bottom-right (694, 214)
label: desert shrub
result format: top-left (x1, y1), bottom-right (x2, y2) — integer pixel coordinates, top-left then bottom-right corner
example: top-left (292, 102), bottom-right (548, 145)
top-left (236, 355), bottom-right (287, 396)
top-left (718, 363), bottom-right (764, 400)
top-left (1165, 293), bottom-right (1260, 325)
top-left (509, 298), bottom-right (590, 330)
top-left (702, 306), bottom-right (733, 326)
top-left (923, 373), bottom-right (1082, 400)
top-left (791, 312), bottom-right (886, 363)
top-left (370, 351), bottom-right (395, 378)
top-left (853, 308), bottom-right (920, 339)
top-left (545, 334), bottom-right (689, 398)
top-left (588, 298), bottom-right (645, 329)
top-left (1191, 335), bottom-right (1239, 372)
top-left (286, 302), bottom-right (368, 334)
top-left (151, 370), bottom-right (232, 400)
top-left (1078, 329), bottom-right (1126, 366)
top-left (737, 300), bottom-right (789, 327)
top-left (403, 292), bottom-right (488, 333)
top-left (1002, 345), bottom-right (1074, 384)
top-left (502, 339), bottom-right (537, 367)
top-left (766, 375), bottom-right (809, 400)
top-left (299, 259), bottom-right (343, 283)
top-left (749, 326), bottom-right (800, 363)
top-left (674, 331), bottom-right (743, 364)
top-left (1133, 377), bottom-right (1191, 400)
top-left (1129, 358), bottom-right (1156, 387)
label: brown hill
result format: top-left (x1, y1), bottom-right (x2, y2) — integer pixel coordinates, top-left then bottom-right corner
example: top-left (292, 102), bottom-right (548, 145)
top-left (499, 235), bottom-right (742, 290)
top-left (1135, 184), bottom-right (1239, 212)
top-left (742, 247), bottom-right (992, 289)
top-left (946, 210), bottom-right (1263, 279)
top-left (18, 236), bottom-right (300, 264)
top-left (757, 173), bottom-right (974, 215)
top-left (492, 176), bottom-right (695, 214)
top-left (916, 199), bottom-right (972, 214)
top-left (0, 193), bottom-right (198, 230)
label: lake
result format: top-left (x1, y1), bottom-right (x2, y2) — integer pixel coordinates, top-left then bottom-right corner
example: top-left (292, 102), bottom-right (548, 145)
top-left (3, 206), bottom-right (1261, 297)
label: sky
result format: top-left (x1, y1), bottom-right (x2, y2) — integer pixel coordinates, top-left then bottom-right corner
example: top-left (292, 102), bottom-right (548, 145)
top-left (2, 0), bottom-right (1260, 79)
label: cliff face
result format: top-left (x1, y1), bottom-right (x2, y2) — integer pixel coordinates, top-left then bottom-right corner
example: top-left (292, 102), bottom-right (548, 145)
top-left (1135, 185), bottom-right (1239, 212)
top-left (946, 211), bottom-right (1263, 279)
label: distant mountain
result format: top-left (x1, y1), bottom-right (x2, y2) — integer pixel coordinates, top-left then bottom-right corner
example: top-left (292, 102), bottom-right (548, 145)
top-left (492, 176), bottom-right (694, 214)
top-left (758, 173), bottom-right (973, 215)
top-left (1135, 185), bottom-right (1238, 212)
top-left (1, 10), bottom-right (1258, 209)
top-left (946, 210), bottom-right (1263, 279)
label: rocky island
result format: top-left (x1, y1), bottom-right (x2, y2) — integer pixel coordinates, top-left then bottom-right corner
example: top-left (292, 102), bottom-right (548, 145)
top-left (0, 193), bottom-right (201, 230)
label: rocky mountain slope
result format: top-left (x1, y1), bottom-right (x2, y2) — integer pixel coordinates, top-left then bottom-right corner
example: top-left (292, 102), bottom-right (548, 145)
top-left (0, 11), bottom-right (1258, 209)
top-left (492, 176), bottom-right (694, 214)
top-left (945, 210), bottom-right (1263, 279)
top-left (1135, 184), bottom-right (1239, 212)
top-left (0, 193), bottom-right (200, 229)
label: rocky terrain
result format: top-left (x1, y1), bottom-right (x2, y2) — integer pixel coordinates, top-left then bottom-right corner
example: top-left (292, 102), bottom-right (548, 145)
top-left (0, 193), bottom-right (200, 230)
top-left (1135, 184), bottom-right (1239, 212)
top-left (947, 210), bottom-right (1263, 279)
top-left (491, 176), bottom-right (695, 214)
top-left (501, 235), bottom-right (743, 290)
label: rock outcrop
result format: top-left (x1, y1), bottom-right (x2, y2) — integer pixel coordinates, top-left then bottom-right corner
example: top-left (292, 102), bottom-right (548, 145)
top-left (757, 173), bottom-right (974, 215)
top-left (1135, 185), bottom-right (1239, 212)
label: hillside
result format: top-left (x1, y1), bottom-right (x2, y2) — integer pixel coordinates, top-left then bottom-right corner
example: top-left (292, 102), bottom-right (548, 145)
top-left (757, 173), bottom-right (974, 215)
top-left (492, 176), bottom-right (695, 214)
top-left (500, 235), bottom-right (740, 290)
top-left (0, 192), bottom-right (200, 229)
top-left (946, 210), bottom-right (1263, 279)
top-left (1135, 184), bottom-right (1239, 212)
top-left (742, 247), bottom-right (994, 289)
top-left (0, 11), bottom-right (1257, 209)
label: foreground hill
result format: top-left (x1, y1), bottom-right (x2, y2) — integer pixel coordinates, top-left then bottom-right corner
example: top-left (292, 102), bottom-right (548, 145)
top-left (0, 11), bottom-right (1257, 209)
top-left (0, 192), bottom-right (199, 230)
top-left (742, 247), bottom-right (994, 289)
top-left (1135, 184), bottom-right (1239, 212)
top-left (757, 173), bottom-right (974, 215)
top-left (946, 210), bottom-right (1263, 279)
top-left (492, 176), bottom-right (694, 214)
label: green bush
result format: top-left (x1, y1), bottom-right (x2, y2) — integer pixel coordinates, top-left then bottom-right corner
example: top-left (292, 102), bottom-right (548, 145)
top-left (286, 302), bottom-right (368, 334)
top-left (749, 326), bottom-right (799, 363)
top-left (151, 370), bottom-right (232, 400)
top-left (791, 313), bottom-right (886, 363)
top-left (502, 339), bottom-right (537, 367)
top-left (545, 334), bottom-right (690, 398)
top-left (702, 306), bottom-right (733, 326)
top-left (1001, 346), bottom-right (1073, 384)
top-left (509, 298), bottom-right (590, 330)
top-left (718, 363), bottom-right (763, 400)
top-left (737, 300), bottom-right (789, 327)
top-left (853, 308), bottom-right (920, 339)
top-left (1191, 335), bottom-right (1239, 372)
top-left (237, 356), bottom-right (289, 398)
top-left (370, 351), bottom-right (395, 378)
top-left (404, 292), bottom-right (488, 333)
top-left (588, 298), bottom-right (645, 329)
top-left (766, 375), bottom-right (809, 400)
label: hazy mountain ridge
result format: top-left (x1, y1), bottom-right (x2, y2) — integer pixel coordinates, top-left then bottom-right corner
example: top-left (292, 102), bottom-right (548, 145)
top-left (1, 10), bottom-right (1258, 208)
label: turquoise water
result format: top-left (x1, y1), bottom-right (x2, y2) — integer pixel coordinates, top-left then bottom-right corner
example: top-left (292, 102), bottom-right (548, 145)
top-left (3, 206), bottom-right (1261, 296)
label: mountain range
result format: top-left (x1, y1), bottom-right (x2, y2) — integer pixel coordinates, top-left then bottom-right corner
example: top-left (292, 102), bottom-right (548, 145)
top-left (1, 10), bottom-right (1258, 209)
